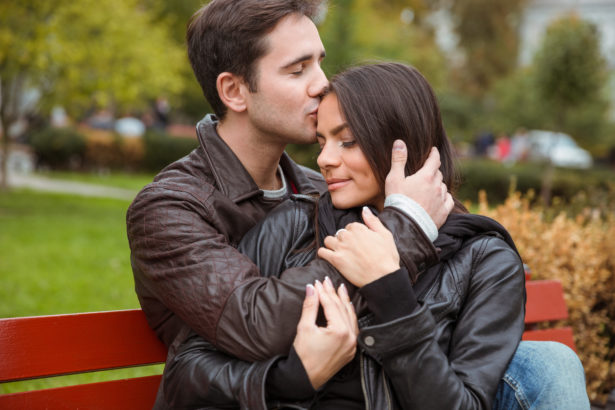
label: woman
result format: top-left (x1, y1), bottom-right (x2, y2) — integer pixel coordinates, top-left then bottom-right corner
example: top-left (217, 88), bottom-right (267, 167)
top-left (160, 63), bottom-right (582, 409)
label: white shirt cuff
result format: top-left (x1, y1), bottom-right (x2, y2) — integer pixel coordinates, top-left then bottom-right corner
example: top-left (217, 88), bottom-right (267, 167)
top-left (384, 194), bottom-right (438, 242)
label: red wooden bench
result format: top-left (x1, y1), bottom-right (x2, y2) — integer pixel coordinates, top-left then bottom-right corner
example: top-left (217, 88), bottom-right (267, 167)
top-left (522, 279), bottom-right (576, 351)
top-left (0, 279), bottom-right (575, 409)
top-left (0, 310), bottom-right (167, 409)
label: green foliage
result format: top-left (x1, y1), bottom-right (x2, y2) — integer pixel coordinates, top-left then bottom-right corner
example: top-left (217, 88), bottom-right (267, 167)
top-left (30, 127), bottom-right (87, 169)
top-left (533, 15), bottom-right (609, 139)
top-left (142, 131), bottom-right (199, 172)
top-left (0, 0), bottom-right (186, 187)
top-left (458, 158), bottom-right (615, 207)
top-left (1, 0), bottom-right (185, 115)
top-left (450, 0), bottom-right (527, 95)
top-left (319, 0), bottom-right (447, 86)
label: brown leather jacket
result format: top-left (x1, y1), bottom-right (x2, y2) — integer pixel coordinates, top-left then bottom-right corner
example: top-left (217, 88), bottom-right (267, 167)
top-left (126, 115), bottom-right (438, 405)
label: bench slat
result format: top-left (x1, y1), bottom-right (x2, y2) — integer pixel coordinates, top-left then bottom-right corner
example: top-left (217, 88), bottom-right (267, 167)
top-left (522, 327), bottom-right (576, 352)
top-left (0, 375), bottom-right (161, 410)
top-left (0, 310), bottom-right (167, 383)
top-left (524, 280), bottom-right (569, 324)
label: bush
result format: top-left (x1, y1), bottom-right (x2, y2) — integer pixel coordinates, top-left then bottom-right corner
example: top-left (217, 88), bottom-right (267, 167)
top-left (478, 192), bottom-right (615, 404)
top-left (30, 127), bottom-right (87, 169)
top-left (458, 158), bottom-right (615, 207)
top-left (83, 131), bottom-right (144, 171)
top-left (142, 130), bottom-right (199, 172)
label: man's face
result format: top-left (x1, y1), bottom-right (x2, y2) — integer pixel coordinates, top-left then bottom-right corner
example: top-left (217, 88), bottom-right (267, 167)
top-left (244, 13), bottom-right (327, 146)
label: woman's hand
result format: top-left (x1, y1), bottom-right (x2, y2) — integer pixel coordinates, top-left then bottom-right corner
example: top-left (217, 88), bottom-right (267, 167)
top-left (317, 207), bottom-right (400, 287)
top-left (293, 277), bottom-right (358, 390)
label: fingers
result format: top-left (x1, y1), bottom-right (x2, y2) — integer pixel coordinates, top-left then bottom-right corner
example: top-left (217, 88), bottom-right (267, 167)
top-left (386, 139), bottom-right (408, 184)
top-left (337, 283), bottom-right (358, 335)
top-left (421, 147), bottom-right (441, 176)
top-left (316, 277), bottom-right (347, 328)
top-left (361, 207), bottom-right (387, 233)
top-left (297, 284), bottom-right (319, 331)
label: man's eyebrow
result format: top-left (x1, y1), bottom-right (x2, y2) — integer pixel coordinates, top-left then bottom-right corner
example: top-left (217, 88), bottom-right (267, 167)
top-left (282, 50), bottom-right (326, 69)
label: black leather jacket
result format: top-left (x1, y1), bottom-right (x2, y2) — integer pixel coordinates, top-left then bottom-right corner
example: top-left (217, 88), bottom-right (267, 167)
top-left (161, 195), bottom-right (525, 409)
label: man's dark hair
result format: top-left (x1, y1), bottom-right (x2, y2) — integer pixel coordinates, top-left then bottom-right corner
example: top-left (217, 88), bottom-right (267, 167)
top-left (329, 62), bottom-right (467, 213)
top-left (187, 0), bottom-right (321, 119)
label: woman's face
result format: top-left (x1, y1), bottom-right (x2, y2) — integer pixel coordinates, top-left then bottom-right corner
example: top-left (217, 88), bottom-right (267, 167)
top-left (316, 93), bottom-right (384, 211)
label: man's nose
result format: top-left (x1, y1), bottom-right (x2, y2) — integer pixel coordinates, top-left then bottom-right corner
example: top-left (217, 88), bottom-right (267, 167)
top-left (308, 65), bottom-right (328, 98)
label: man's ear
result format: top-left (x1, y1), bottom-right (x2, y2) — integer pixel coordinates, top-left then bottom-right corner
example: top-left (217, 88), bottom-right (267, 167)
top-left (216, 72), bottom-right (248, 113)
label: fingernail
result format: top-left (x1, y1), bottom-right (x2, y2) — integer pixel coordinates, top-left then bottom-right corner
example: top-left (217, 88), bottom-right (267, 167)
top-left (362, 206), bottom-right (372, 215)
top-left (306, 284), bottom-right (315, 296)
top-left (324, 276), bottom-right (333, 287)
top-left (315, 280), bottom-right (323, 289)
top-left (340, 283), bottom-right (348, 297)
top-left (393, 140), bottom-right (405, 151)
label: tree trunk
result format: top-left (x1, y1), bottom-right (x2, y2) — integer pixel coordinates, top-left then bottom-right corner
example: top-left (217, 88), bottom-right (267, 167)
top-left (0, 118), bottom-right (8, 190)
top-left (0, 78), bottom-right (8, 191)
top-left (540, 162), bottom-right (554, 206)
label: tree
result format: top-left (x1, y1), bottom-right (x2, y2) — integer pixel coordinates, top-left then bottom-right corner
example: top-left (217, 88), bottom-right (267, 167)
top-left (533, 14), bottom-right (609, 144)
top-left (0, 0), bottom-right (185, 189)
top-left (449, 0), bottom-right (527, 96)
top-left (532, 14), bottom-right (608, 204)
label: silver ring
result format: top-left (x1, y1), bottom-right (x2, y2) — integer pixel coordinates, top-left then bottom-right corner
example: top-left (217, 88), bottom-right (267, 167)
top-left (335, 228), bottom-right (348, 238)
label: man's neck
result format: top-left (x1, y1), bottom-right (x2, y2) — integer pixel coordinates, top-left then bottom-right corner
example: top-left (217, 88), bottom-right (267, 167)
top-left (217, 117), bottom-right (286, 191)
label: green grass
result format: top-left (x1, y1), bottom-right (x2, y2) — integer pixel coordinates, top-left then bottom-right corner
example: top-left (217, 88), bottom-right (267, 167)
top-left (36, 170), bottom-right (156, 191)
top-left (0, 188), bottom-right (162, 393)
top-left (0, 189), bottom-right (139, 317)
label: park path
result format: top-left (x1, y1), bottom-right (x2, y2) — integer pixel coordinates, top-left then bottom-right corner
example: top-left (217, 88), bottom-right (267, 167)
top-left (7, 173), bottom-right (138, 201)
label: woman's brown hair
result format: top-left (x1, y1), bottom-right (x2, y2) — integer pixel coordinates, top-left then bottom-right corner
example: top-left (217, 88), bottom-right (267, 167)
top-left (328, 62), bottom-right (466, 213)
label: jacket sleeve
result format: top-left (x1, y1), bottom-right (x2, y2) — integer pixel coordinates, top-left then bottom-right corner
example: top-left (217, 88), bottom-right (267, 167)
top-left (161, 330), bottom-right (277, 410)
top-left (127, 183), bottom-right (266, 347)
top-left (358, 237), bottom-right (525, 410)
top-left (215, 203), bottom-right (439, 361)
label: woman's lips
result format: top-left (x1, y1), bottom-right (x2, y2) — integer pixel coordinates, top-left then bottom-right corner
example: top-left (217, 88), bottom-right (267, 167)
top-left (326, 179), bottom-right (350, 191)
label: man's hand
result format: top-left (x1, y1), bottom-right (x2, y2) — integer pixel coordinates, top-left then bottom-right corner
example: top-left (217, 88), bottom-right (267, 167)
top-left (317, 207), bottom-right (400, 287)
top-left (385, 140), bottom-right (454, 228)
top-left (293, 278), bottom-right (358, 390)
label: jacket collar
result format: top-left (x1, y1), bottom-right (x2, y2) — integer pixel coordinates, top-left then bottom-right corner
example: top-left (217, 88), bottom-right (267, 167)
top-left (196, 114), bottom-right (320, 202)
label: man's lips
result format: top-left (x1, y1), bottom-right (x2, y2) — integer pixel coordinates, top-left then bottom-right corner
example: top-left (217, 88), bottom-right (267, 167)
top-left (307, 104), bottom-right (319, 118)
top-left (326, 178), bottom-right (350, 191)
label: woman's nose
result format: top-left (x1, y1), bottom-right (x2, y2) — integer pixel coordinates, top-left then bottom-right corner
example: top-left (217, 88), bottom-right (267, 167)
top-left (317, 143), bottom-right (341, 169)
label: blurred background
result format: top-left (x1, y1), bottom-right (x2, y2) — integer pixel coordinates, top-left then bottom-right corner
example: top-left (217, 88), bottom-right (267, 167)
top-left (1, 0), bottom-right (614, 404)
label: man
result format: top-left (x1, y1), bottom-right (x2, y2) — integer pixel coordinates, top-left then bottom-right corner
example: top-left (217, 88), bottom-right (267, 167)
top-left (126, 0), bottom-right (589, 409)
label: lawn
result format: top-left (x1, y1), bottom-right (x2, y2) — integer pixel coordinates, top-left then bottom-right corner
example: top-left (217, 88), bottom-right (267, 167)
top-left (0, 188), bottom-right (162, 393)
top-left (36, 170), bottom-right (156, 191)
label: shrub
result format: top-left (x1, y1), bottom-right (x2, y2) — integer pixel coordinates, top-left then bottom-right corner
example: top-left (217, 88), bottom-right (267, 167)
top-left (142, 130), bottom-right (198, 172)
top-left (458, 158), bottom-right (615, 207)
top-left (477, 191), bottom-right (615, 404)
top-left (83, 130), bottom-right (144, 171)
top-left (30, 127), bottom-right (87, 169)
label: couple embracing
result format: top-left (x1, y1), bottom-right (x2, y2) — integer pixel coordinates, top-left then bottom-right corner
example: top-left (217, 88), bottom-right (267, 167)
top-left (127, 1), bottom-right (589, 408)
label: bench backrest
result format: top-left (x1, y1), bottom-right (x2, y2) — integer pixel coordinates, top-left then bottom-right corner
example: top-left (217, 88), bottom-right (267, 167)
top-left (523, 279), bottom-right (576, 351)
top-left (0, 279), bottom-right (576, 409)
top-left (0, 310), bottom-right (167, 409)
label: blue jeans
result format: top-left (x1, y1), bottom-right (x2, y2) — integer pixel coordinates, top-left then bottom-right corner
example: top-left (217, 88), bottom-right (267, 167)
top-left (493, 341), bottom-right (590, 410)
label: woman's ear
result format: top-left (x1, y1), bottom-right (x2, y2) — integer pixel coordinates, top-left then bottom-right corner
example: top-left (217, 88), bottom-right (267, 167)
top-left (216, 72), bottom-right (248, 113)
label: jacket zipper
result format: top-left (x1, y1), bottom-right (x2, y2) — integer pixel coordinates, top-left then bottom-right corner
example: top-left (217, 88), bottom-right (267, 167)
top-left (382, 367), bottom-right (393, 409)
top-left (360, 352), bottom-right (370, 410)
